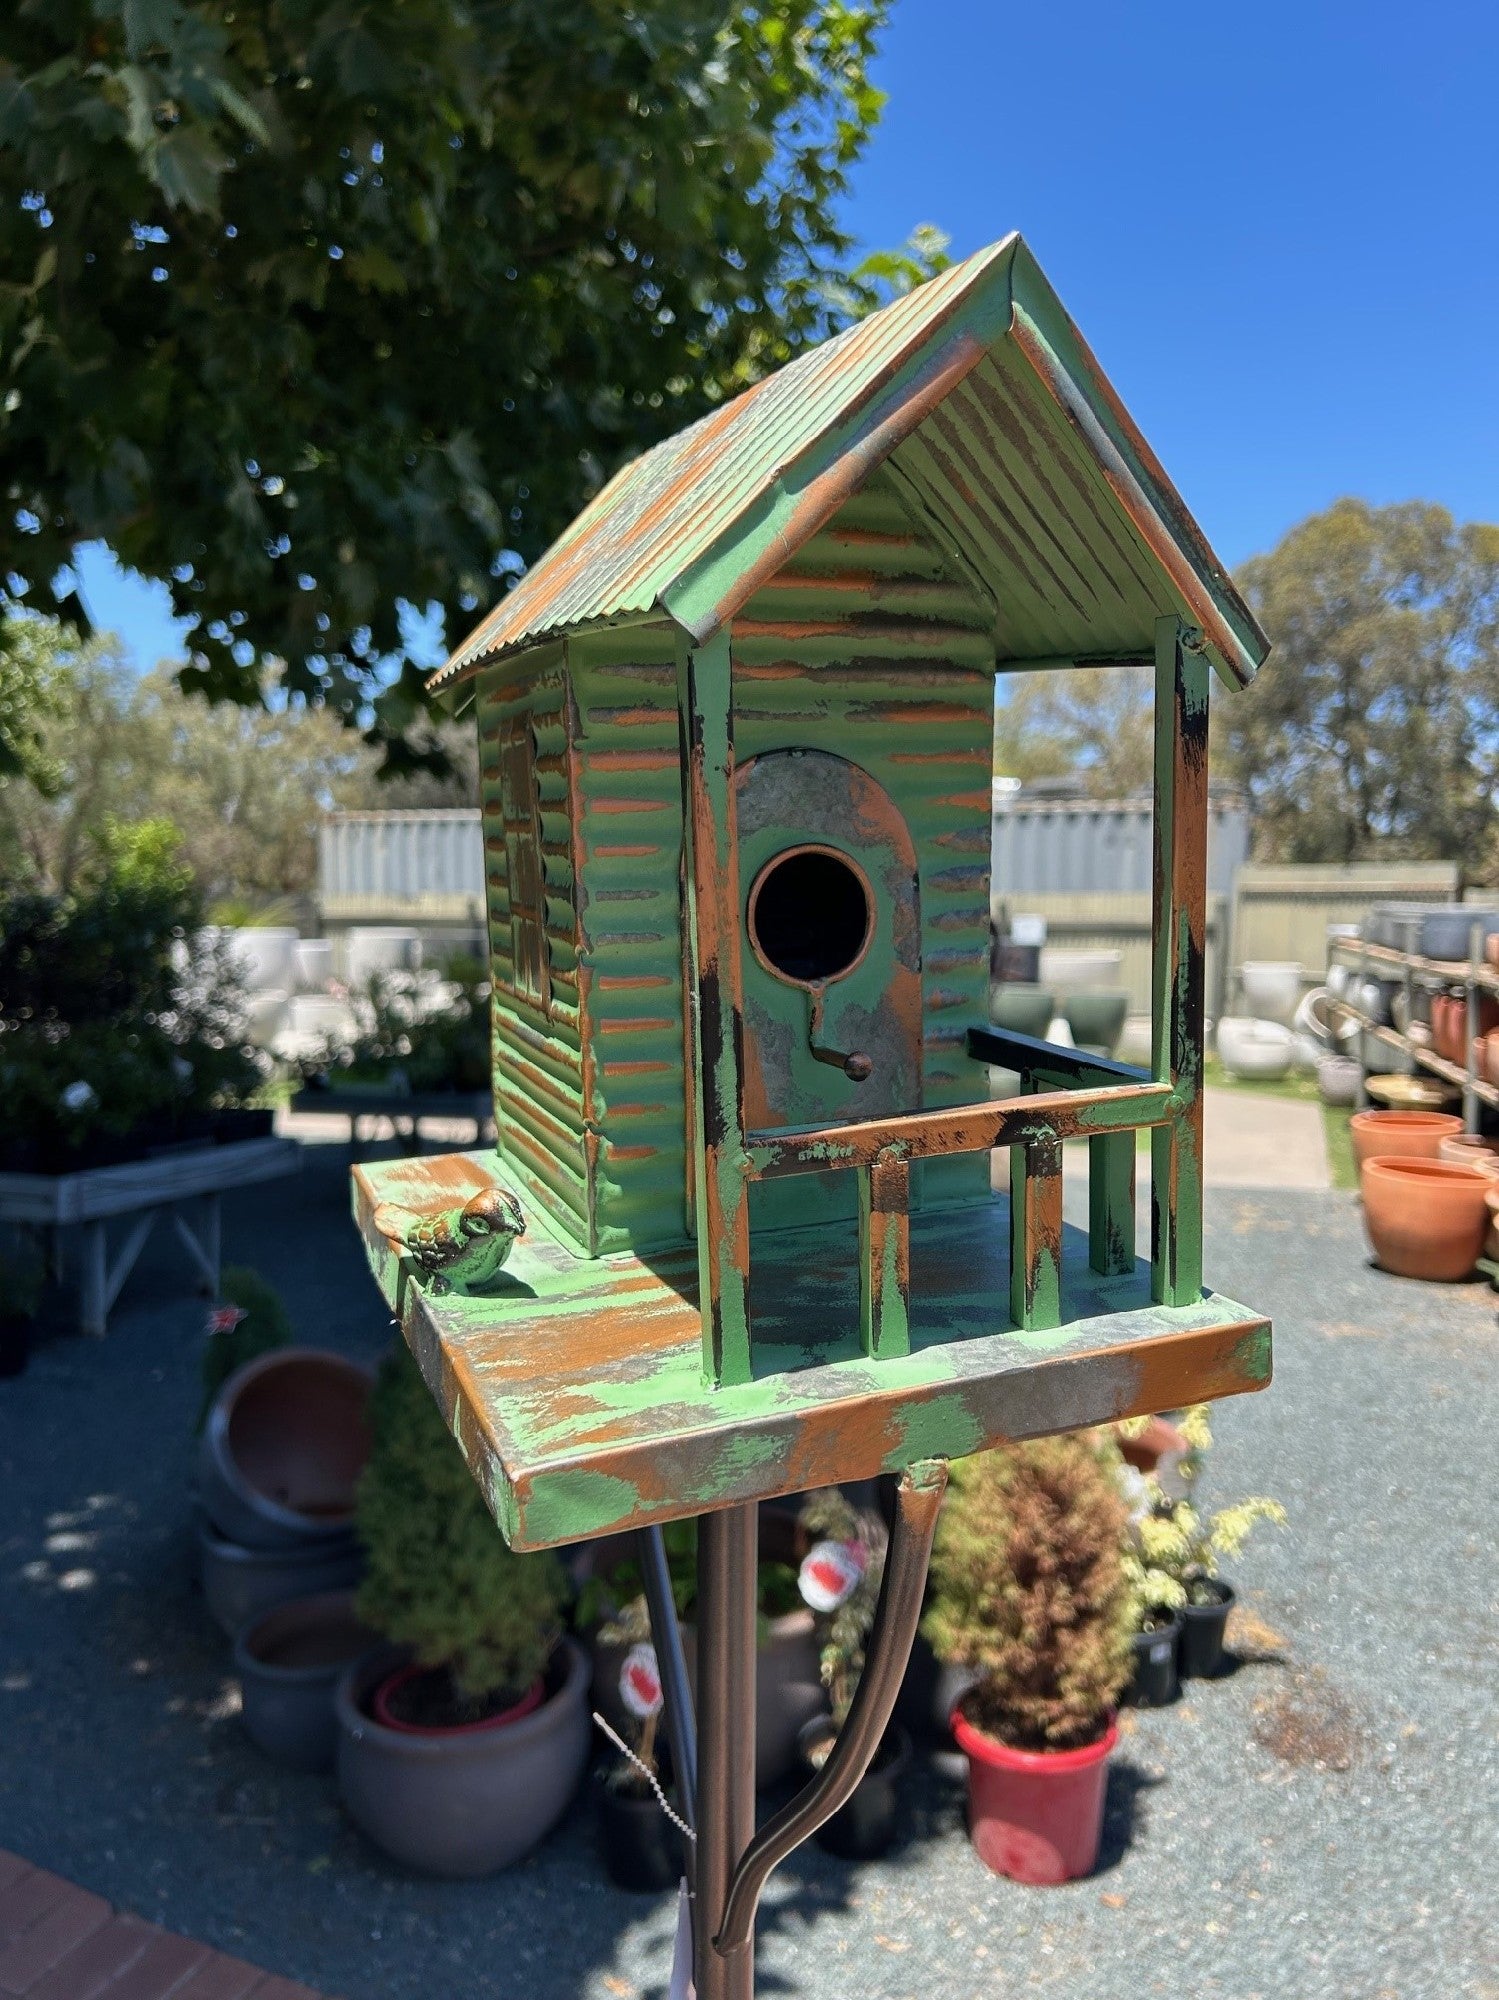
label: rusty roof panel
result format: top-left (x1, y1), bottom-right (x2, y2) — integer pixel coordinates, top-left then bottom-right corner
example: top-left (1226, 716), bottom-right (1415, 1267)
top-left (434, 233), bottom-right (1268, 693)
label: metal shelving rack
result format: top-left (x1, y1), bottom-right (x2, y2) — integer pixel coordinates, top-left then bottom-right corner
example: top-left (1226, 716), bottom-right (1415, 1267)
top-left (1327, 922), bottom-right (1498, 1129)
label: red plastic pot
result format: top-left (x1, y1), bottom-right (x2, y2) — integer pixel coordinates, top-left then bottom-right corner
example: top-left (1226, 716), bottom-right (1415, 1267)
top-left (951, 1707), bottom-right (1117, 1884)
top-left (372, 1662), bottom-right (545, 1735)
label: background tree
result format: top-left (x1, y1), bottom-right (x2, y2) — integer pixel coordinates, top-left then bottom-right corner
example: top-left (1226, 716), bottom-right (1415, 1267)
top-left (1221, 500), bottom-right (1499, 867)
top-left (993, 665), bottom-right (1154, 796)
top-left (0, 1), bottom-right (912, 771)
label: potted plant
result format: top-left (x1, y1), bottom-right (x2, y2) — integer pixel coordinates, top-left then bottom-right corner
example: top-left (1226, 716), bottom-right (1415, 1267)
top-left (0, 1242), bottom-right (44, 1378)
top-left (582, 1510), bottom-right (822, 1789)
top-left (334, 1345), bottom-right (589, 1875)
top-left (793, 1488), bottom-right (908, 1860)
top-left (590, 1605), bottom-right (687, 1893)
top-left (1130, 1489), bottom-right (1286, 1681)
top-left (924, 1435), bottom-right (1133, 1885)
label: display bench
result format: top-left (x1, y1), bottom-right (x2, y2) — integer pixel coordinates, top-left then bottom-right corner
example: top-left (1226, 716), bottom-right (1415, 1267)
top-left (289, 1087), bottom-right (493, 1151)
top-left (0, 1137), bottom-right (300, 1335)
top-left (1327, 929), bottom-right (1499, 1126)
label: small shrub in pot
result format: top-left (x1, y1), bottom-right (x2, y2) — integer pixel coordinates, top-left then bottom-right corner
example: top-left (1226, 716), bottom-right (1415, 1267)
top-left (924, 1435), bottom-right (1133, 1884)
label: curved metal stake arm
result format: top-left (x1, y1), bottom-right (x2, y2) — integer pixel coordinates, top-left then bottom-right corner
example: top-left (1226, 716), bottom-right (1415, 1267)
top-left (714, 1459), bottom-right (949, 1957)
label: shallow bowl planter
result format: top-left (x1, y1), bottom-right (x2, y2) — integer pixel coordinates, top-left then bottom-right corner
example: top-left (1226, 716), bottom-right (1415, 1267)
top-left (1440, 1134), bottom-right (1499, 1176)
top-left (1127, 1609), bottom-right (1184, 1707)
top-left (797, 1716), bottom-right (910, 1860)
top-left (951, 1705), bottom-right (1116, 1885)
top-left (1239, 961), bottom-right (1303, 1027)
top-left (197, 1517), bottom-right (365, 1638)
top-left (200, 1350), bottom-right (373, 1551)
top-left (1215, 1017), bottom-right (1295, 1081)
top-left (987, 984), bottom-right (1055, 1040)
top-left (1350, 1109), bottom-right (1462, 1173)
top-left (1364, 1073), bottom-right (1460, 1111)
top-left (595, 1762), bottom-right (685, 1893)
top-left (1178, 1582), bottom-right (1235, 1679)
top-left (233, 1590), bottom-right (377, 1770)
top-left (1360, 1157), bottom-right (1490, 1281)
top-left (1061, 990), bottom-right (1128, 1058)
top-left (1420, 909), bottom-right (1499, 963)
top-left (337, 1640), bottom-right (589, 1876)
top-left (1037, 947), bottom-right (1122, 992)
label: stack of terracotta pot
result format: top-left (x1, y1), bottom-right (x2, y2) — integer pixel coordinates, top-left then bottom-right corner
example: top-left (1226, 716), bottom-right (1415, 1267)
top-left (1352, 1111), bottom-right (1498, 1281)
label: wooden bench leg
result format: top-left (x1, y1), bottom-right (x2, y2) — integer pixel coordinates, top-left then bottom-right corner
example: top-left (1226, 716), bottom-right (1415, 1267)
top-left (172, 1195), bottom-right (222, 1296)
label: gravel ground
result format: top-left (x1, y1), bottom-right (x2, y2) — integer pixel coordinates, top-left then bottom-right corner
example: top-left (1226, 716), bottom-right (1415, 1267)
top-left (2, 1142), bottom-right (1497, 2000)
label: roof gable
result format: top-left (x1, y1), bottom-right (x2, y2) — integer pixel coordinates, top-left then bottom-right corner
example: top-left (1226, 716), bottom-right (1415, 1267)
top-left (435, 234), bottom-right (1267, 693)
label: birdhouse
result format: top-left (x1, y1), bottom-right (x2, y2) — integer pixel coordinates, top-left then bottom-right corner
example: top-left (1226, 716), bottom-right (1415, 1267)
top-left (354, 233), bottom-right (1273, 1555)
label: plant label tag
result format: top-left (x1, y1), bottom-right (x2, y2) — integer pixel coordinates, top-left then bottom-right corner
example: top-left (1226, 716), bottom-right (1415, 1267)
top-left (1150, 1641), bottom-right (1172, 1664)
top-left (798, 1538), bottom-right (866, 1612)
top-left (619, 1641), bottom-right (663, 1719)
top-left (668, 1877), bottom-right (694, 2000)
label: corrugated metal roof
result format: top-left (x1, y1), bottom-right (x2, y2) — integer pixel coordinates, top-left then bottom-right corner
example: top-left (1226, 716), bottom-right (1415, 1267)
top-left (434, 233), bottom-right (1268, 692)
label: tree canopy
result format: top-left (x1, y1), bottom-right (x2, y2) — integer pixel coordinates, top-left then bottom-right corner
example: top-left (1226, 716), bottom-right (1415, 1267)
top-left (1, 0), bottom-right (908, 769)
top-left (1220, 499), bottom-right (1499, 867)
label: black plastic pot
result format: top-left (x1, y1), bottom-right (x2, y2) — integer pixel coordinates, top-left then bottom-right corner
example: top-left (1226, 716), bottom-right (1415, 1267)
top-left (1179, 1580), bottom-right (1235, 1679)
top-left (797, 1717), bottom-right (911, 1861)
top-left (1126, 1609), bottom-right (1184, 1707)
top-left (595, 1762), bottom-right (684, 1892)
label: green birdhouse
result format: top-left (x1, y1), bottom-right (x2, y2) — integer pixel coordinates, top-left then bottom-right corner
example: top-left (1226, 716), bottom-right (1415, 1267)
top-left (354, 233), bottom-right (1273, 1552)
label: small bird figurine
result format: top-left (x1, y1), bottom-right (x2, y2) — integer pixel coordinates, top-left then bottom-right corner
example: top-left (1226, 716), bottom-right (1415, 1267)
top-left (372, 1186), bottom-right (526, 1295)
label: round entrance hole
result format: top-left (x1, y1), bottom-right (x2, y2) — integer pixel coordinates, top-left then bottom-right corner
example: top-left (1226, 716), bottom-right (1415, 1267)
top-left (747, 845), bottom-right (873, 987)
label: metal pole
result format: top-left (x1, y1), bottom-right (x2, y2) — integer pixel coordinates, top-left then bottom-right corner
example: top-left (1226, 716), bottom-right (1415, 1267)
top-left (694, 1503), bottom-right (757, 2000)
top-left (635, 1524), bottom-right (698, 1882)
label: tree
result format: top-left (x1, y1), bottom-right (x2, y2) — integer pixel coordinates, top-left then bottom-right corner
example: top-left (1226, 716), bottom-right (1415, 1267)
top-left (0, 620), bottom-right (475, 899)
top-left (993, 664), bottom-right (1154, 796)
top-left (0, 2), bottom-right (899, 771)
top-left (0, 614), bottom-right (65, 791)
top-left (1221, 500), bottom-right (1499, 866)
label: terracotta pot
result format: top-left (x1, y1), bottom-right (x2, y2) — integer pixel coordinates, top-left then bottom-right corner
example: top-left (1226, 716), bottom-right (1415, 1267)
top-left (336, 1640), bottom-right (590, 1876)
top-left (233, 1590), bottom-right (378, 1771)
top-left (952, 1705), bottom-right (1116, 1885)
top-left (1360, 1157), bottom-right (1490, 1281)
top-left (199, 1349), bottom-right (374, 1550)
top-left (1485, 1184), bottom-right (1499, 1263)
top-left (1350, 1110), bottom-right (1462, 1173)
top-left (1111, 1415), bottom-right (1192, 1500)
top-left (1430, 995), bottom-right (1467, 1064)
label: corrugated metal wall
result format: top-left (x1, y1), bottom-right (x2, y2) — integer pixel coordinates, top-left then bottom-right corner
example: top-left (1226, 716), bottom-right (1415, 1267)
top-left (1229, 862), bottom-right (1460, 972)
top-left (991, 797), bottom-right (1248, 900)
top-left (318, 809), bottom-right (484, 920)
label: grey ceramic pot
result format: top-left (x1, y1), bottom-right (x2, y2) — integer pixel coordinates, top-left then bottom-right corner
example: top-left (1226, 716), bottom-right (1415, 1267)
top-left (198, 1516), bottom-right (366, 1637)
top-left (233, 1590), bottom-right (378, 1771)
top-left (335, 1640), bottom-right (591, 1876)
top-left (987, 984), bottom-right (1055, 1040)
top-left (199, 1349), bottom-right (373, 1551)
top-left (1061, 990), bottom-right (1128, 1058)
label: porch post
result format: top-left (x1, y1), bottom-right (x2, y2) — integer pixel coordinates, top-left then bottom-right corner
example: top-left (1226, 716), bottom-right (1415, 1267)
top-left (679, 632), bottom-right (754, 1387)
top-left (1149, 614), bottom-right (1209, 1306)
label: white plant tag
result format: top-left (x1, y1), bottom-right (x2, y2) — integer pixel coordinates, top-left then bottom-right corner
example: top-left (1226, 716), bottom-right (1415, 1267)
top-left (798, 1538), bottom-right (867, 1612)
top-left (668, 1877), bottom-right (694, 2000)
top-left (619, 1641), bottom-right (663, 1719)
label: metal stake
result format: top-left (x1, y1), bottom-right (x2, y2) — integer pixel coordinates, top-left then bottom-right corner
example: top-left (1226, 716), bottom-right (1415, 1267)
top-left (636, 1523), bottom-right (698, 1884)
top-left (693, 1503), bottom-right (758, 2000)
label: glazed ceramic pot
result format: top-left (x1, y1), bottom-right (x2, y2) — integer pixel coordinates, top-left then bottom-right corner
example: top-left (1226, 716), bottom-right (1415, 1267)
top-left (199, 1350), bottom-right (374, 1550)
top-left (1419, 908), bottom-right (1499, 963)
top-left (1037, 948), bottom-right (1122, 992)
top-left (1316, 1055), bottom-right (1361, 1107)
top-left (1360, 1157), bottom-right (1490, 1281)
top-left (197, 1517), bottom-right (366, 1638)
top-left (336, 1641), bottom-right (590, 1876)
top-left (952, 1705), bottom-right (1116, 1885)
top-left (1292, 988), bottom-right (1335, 1047)
top-left (1061, 991), bottom-right (1128, 1058)
top-left (1350, 1110), bottom-right (1462, 1173)
top-left (233, 1590), bottom-right (377, 1770)
top-left (987, 984), bottom-right (1055, 1040)
top-left (1239, 961), bottom-right (1303, 1027)
top-left (1438, 1135), bottom-right (1499, 1176)
top-left (1216, 1017), bottom-right (1294, 1081)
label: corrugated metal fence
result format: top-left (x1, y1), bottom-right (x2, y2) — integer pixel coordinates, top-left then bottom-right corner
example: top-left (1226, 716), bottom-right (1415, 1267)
top-left (318, 810), bottom-right (485, 923)
top-left (991, 796), bottom-right (1248, 901)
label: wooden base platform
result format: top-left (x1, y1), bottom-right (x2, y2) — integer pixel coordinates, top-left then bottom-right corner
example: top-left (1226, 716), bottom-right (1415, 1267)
top-left (0, 1850), bottom-right (330, 2000)
top-left (353, 1149), bottom-right (1271, 1551)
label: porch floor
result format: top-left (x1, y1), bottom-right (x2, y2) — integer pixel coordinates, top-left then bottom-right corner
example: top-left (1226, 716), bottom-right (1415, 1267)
top-left (352, 1148), bottom-right (1270, 1549)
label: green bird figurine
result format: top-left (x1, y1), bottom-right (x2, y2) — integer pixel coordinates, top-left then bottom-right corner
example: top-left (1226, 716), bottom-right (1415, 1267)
top-left (372, 1186), bottom-right (526, 1294)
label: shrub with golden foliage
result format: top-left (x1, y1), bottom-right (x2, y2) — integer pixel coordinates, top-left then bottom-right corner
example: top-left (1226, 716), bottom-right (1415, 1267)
top-left (924, 1435), bottom-right (1134, 1751)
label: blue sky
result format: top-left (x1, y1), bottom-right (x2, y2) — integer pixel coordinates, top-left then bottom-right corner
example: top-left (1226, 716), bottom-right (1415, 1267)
top-left (84, 0), bottom-right (1498, 669)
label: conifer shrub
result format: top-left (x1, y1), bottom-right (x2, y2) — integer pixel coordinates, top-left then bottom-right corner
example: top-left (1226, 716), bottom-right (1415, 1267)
top-left (355, 1345), bottom-right (567, 1712)
top-left (924, 1436), bottom-right (1134, 1752)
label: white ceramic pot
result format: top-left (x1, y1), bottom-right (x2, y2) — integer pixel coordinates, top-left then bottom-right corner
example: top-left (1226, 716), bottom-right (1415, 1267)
top-left (246, 990), bottom-right (292, 1046)
top-left (1216, 1017), bottom-right (1295, 1080)
top-left (228, 927), bottom-right (301, 994)
top-left (1238, 961), bottom-right (1303, 1027)
top-left (293, 938), bottom-right (334, 992)
top-left (1115, 1014), bottom-right (1154, 1067)
top-left (1037, 948), bottom-right (1123, 992)
top-left (344, 928), bottom-right (422, 985)
top-left (1325, 963), bottom-right (1350, 999)
top-left (288, 995), bottom-right (360, 1040)
top-left (1316, 1055), bottom-right (1362, 1107)
top-left (1292, 987), bottom-right (1335, 1046)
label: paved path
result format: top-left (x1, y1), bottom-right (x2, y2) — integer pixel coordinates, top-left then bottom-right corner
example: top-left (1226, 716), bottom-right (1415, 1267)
top-left (1203, 1086), bottom-right (1330, 1190)
top-left (0, 1851), bottom-right (330, 2000)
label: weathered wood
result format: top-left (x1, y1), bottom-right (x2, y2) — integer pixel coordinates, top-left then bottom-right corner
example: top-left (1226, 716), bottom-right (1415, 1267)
top-left (1089, 1130), bottom-right (1137, 1276)
top-left (1009, 1128), bottom-right (1063, 1330)
top-left (857, 1152), bottom-right (911, 1359)
top-left (1150, 615), bottom-right (1209, 1307)
top-left (679, 633), bottom-right (753, 1387)
top-left (352, 1148), bottom-right (1270, 1550)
